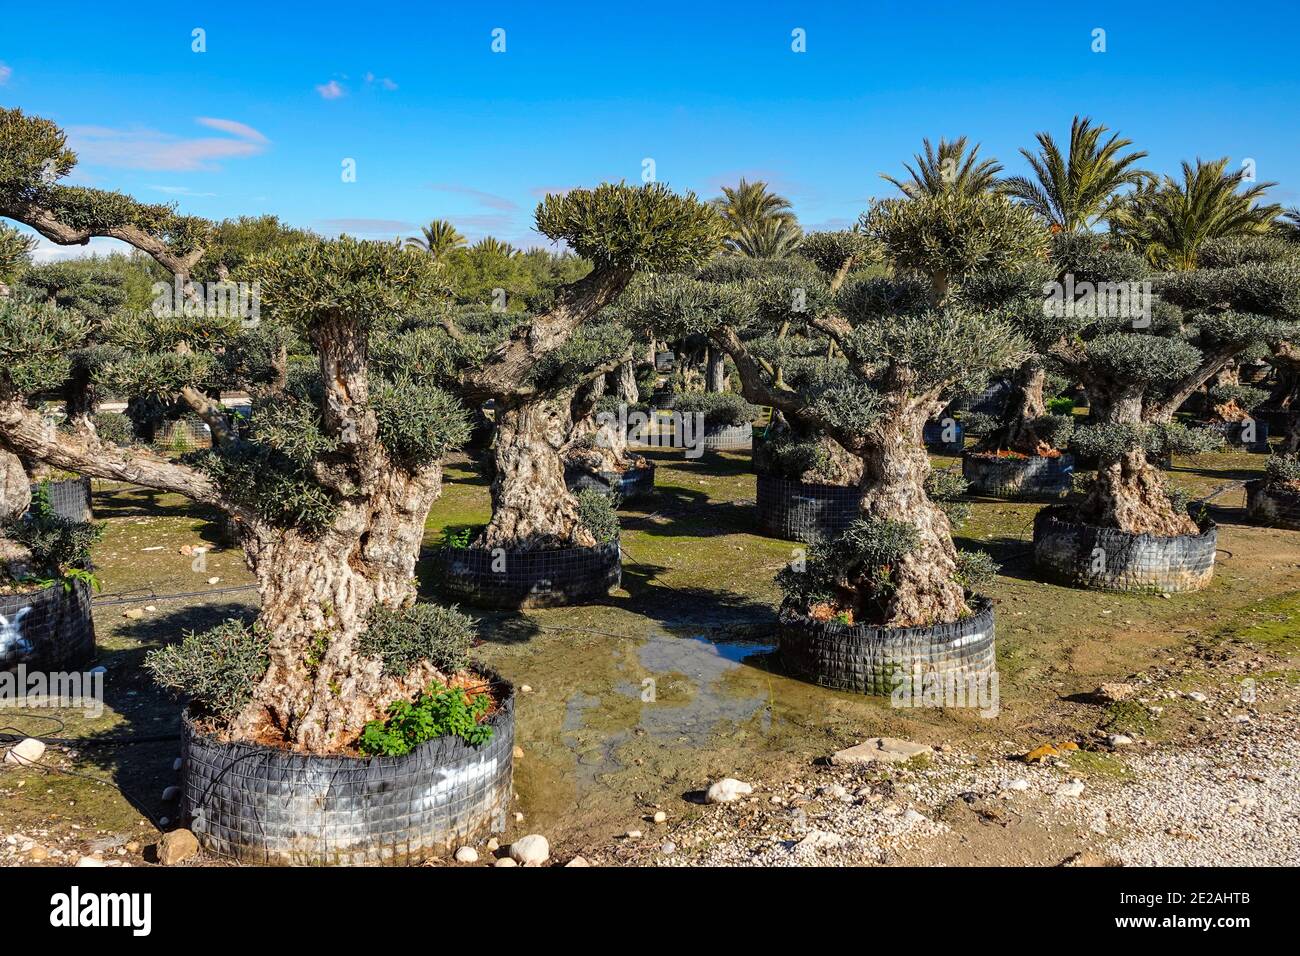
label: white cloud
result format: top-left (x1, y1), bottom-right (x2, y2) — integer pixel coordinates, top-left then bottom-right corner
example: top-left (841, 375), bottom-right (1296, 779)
top-left (195, 117), bottom-right (269, 143)
top-left (30, 236), bottom-right (134, 263)
top-left (428, 183), bottom-right (518, 211)
top-left (0, 63), bottom-right (11, 85)
top-left (148, 185), bottom-right (218, 197)
top-left (68, 117), bottom-right (269, 172)
top-left (315, 80), bottom-right (346, 100)
top-left (364, 72), bottom-right (398, 91)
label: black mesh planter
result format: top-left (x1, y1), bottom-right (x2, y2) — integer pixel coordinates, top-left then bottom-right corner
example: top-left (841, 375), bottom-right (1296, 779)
top-left (755, 472), bottom-right (860, 544)
top-left (32, 477), bottom-right (93, 522)
top-left (923, 419), bottom-right (965, 454)
top-left (699, 422), bottom-right (752, 452)
top-left (1245, 480), bottom-right (1300, 530)
top-left (434, 539), bottom-right (621, 608)
top-left (1217, 419), bottom-right (1270, 452)
top-left (180, 677), bottom-right (514, 866)
top-left (564, 462), bottom-right (655, 502)
top-left (778, 599), bottom-right (996, 696)
top-left (0, 579), bottom-right (95, 672)
top-left (962, 452), bottom-right (1074, 499)
top-left (1032, 506), bottom-right (1217, 593)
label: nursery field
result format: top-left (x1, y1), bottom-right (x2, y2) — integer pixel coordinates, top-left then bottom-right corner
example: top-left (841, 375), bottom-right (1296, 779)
top-left (2, 445), bottom-right (1297, 866)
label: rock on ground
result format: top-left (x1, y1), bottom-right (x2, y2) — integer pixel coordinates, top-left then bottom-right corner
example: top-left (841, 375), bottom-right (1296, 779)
top-left (157, 829), bottom-right (199, 865)
top-left (706, 778), bottom-right (753, 803)
top-left (509, 834), bottom-right (550, 866)
top-left (831, 737), bottom-right (932, 766)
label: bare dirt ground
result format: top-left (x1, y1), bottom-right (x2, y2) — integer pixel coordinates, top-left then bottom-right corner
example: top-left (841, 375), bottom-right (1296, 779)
top-left (2, 446), bottom-right (1297, 867)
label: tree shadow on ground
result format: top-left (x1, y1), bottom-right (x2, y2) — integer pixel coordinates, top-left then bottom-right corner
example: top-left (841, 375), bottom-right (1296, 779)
top-left (39, 601), bottom-right (257, 840)
top-left (954, 533), bottom-right (1040, 583)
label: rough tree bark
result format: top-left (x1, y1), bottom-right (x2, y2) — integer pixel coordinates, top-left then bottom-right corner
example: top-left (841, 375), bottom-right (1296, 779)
top-left (852, 400), bottom-right (968, 627)
top-left (984, 362), bottom-right (1053, 454)
top-left (705, 346), bottom-right (726, 392)
top-left (1076, 389), bottom-right (1198, 536)
top-left (230, 465), bottom-right (448, 752)
top-left (0, 448), bottom-right (31, 523)
top-left (482, 398), bottom-right (592, 550)
top-left (564, 376), bottom-right (640, 475)
top-left (612, 360), bottom-right (639, 404)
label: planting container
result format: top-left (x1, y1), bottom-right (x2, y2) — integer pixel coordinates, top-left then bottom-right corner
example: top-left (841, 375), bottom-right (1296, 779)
top-left (962, 452), bottom-right (1074, 499)
top-left (698, 421), bottom-right (752, 452)
top-left (923, 419), bottom-right (965, 453)
top-left (1245, 479), bottom-right (1300, 530)
top-left (564, 461), bottom-right (655, 502)
top-left (32, 477), bottom-right (93, 522)
top-left (778, 599), bottom-right (996, 696)
top-left (434, 539), bottom-right (621, 608)
top-left (755, 472), bottom-right (859, 544)
top-left (180, 675), bottom-right (514, 866)
top-left (1032, 506), bottom-right (1217, 593)
top-left (0, 578), bottom-right (95, 672)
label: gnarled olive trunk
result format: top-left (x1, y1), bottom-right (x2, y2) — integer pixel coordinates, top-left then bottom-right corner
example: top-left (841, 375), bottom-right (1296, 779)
top-left (482, 398), bottom-right (593, 550)
top-left (997, 362), bottom-right (1053, 454)
top-left (705, 346), bottom-right (726, 392)
top-left (0, 447), bottom-right (31, 523)
top-left (565, 377), bottom-right (639, 474)
top-left (1077, 389), bottom-right (1197, 536)
top-left (856, 406), bottom-right (967, 627)
top-left (231, 465), bottom-right (447, 752)
top-left (612, 360), bottom-right (639, 404)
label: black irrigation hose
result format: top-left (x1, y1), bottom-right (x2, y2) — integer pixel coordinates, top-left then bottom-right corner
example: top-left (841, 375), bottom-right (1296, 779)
top-left (92, 582), bottom-right (258, 607)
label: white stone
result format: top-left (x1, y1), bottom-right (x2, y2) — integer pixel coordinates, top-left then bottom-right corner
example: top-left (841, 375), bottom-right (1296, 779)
top-left (652, 811), bottom-right (667, 824)
top-left (454, 846), bottom-right (478, 863)
top-left (706, 778), bottom-right (753, 803)
top-left (509, 834), bottom-right (550, 866)
top-left (1006, 779), bottom-right (1031, 792)
top-left (161, 786), bottom-right (180, 801)
top-left (75, 856), bottom-right (106, 867)
top-left (564, 856), bottom-right (590, 867)
top-left (1106, 734), bottom-right (1134, 748)
top-left (494, 857), bottom-right (518, 867)
top-left (831, 737), bottom-right (932, 766)
top-left (1185, 691), bottom-right (1208, 703)
top-left (1055, 779), bottom-right (1085, 798)
top-left (625, 829), bottom-right (642, 839)
top-left (795, 829), bottom-right (843, 851)
top-left (903, 809), bottom-right (927, 824)
top-left (4, 738), bottom-right (45, 767)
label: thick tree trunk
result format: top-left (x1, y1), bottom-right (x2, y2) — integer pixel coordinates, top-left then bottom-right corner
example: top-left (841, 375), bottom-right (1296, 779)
top-left (565, 378), bottom-right (638, 474)
top-left (612, 360), bottom-right (638, 404)
top-left (997, 362), bottom-right (1054, 454)
top-left (853, 406), bottom-right (968, 627)
top-left (482, 399), bottom-right (593, 549)
top-left (705, 347), bottom-right (726, 392)
top-left (230, 465), bottom-right (447, 752)
top-left (1077, 390), bottom-right (1198, 536)
top-left (0, 448), bottom-right (31, 523)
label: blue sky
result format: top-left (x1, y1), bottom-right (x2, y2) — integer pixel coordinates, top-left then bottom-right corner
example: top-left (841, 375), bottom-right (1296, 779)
top-left (4, 0), bottom-right (1299, 260)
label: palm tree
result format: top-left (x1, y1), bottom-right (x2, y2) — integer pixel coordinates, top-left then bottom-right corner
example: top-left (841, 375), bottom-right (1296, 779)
top-left (731, 216), bottom-right (803, 259)
top-left (1110, 158), bottom-right (1281, 270)
top-left (471, 236), bottom-right (517, 258)
top-left (1275, 207), bottom-right (1300, 243)
top-left (405, 219), bottom-right (466, 260)
top-left (881, 136), bottom-right (1002, 198)
top-left (1003, 116), bottom-right (1151, 232)
top-left (713, 178), bottom-right (800, 257)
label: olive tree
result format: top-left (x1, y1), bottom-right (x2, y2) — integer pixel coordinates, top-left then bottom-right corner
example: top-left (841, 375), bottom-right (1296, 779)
top-left (1047, 233), bottom-right (1300, 534)
top-left (627, 195), bottom-right (1045, 626)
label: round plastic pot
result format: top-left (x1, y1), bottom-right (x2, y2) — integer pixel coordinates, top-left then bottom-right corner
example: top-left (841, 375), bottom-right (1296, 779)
top-left (434, 539), bottom-right (621, 609)
top-left (1245, 479), bottom-right (1300, 531)
top-left (923, 419), bottom-right (965, 453)
top-left (755, 472), bottom-right (859, 544)
top-left (180, 676), bottom-right (514, 866)
top-left (1032, 506), bottom-right (1217, 593)
top-left (32, 477), bottom-right (93, 522)
top-left (564, 462), bottom-right (655, 502)
top-left (0, 578), bottom-right (95, 672)
top-left (778, 599), bottom-right (996, 696)
top-left (962, 452), bottom-right (1074, 499)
